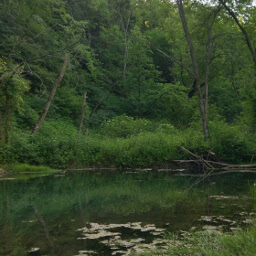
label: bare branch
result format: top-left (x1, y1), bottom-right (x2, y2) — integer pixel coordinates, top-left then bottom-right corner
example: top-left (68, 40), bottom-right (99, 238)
top-left (219, 0), bottom-right (256, 66)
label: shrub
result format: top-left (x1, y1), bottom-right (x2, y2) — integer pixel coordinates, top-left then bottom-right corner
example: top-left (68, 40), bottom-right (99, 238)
top-left (209, 121), bottom-right (254, 163)
top-left (3, 118), bottom-right (256, 169)
top-left (100, 115), bottom-right (177, 138)
top-left (100, 115), bottom-right (156, 137)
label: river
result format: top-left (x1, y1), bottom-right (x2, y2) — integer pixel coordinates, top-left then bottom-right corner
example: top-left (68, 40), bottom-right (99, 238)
top-left (0, 170), bottom-right (255, 255)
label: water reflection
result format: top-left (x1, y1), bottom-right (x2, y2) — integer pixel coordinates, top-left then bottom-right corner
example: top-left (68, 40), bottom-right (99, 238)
top-left (0, 171), bottom-right (255, 255)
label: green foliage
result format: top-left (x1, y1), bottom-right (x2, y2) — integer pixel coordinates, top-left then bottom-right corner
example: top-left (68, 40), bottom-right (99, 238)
top-left (8, 163), bottom-right (58, 173)
top-left (133, 226), bottom-right (256, 256)
top-left (209, 77), bottom-right (242, 123)
top-left (100, 115), bottom-right (156, 137)
top-left (0, 0), bottom-right (256, 168)
top-left (145, 83), bottom-right (196, 127)
top-left (0, 118), bottom-right (254, 169)
top-left (209, 121), bottom-right (254, 163)
top-left (0, 144), bottom-right (9, 164)
top-left (100, 115), bottom-right (177, 138)
top-left (115, 132), bottom-right (182, 167)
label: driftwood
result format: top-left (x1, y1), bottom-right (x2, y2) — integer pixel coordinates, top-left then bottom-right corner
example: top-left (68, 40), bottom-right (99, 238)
top-left (181, 147), bottom-right (214, 170)
top-left (180, 146), bottom-right (256, 191)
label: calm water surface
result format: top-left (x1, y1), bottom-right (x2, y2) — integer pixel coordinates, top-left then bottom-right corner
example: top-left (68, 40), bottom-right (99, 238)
top-left (0, 171), bottom-right (255, 255)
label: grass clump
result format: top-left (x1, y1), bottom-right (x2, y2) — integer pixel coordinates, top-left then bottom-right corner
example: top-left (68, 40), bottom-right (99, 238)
top-left (133, 227), bottom-right (256, 256)
top-left (8, 163), bottom-right (59, 173)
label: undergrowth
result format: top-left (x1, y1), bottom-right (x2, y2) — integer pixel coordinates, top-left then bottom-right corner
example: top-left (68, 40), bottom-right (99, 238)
top-left (0, 118), bottom-right (255, 169)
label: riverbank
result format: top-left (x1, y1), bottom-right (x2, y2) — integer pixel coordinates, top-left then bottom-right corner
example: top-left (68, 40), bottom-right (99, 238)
top-left (0, 164), bottom-right (59, 180)
top-left (7, 163), bottom-right (59, 173)
top-left (0, 120), bottom-right (255, 170)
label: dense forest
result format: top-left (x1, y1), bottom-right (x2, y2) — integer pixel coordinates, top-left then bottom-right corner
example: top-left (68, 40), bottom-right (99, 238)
top-left (0, 0), bottom-right (256, 168)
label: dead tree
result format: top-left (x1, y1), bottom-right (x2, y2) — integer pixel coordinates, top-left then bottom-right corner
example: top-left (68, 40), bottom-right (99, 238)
top-left (176, 0), bottom-right (221, 139)
top-left (176, 0), bottom-right (209, 139)
top-left (33, 54), bottom-right (69, 134)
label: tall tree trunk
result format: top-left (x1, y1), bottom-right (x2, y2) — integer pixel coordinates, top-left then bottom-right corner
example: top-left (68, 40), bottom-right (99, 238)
top-left (4, 96), bottom-right (10, 145)
top-left (119, 9), bottom-right (131, 79)
top-left (33, 54), bottom-right (69, 134)
top-left (78, 92), bottom-right (87, 135)
top-left (137, 68), bottom-right (141, 118)
top-left (203, 6), bottom-right (221, 140)
top-left (176, 0), bottom-right (209, 139)
top-left (219, 0), bottom-right (256, 67)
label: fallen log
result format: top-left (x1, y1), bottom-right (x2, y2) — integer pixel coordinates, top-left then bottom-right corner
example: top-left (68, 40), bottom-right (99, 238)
top-left (180, 147), bottom-right (256, 171)
top-left (181, 147), bottom-right (214, 170)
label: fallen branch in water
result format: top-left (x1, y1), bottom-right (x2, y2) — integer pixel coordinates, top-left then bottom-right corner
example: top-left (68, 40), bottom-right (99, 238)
top-left (181, 147), bottom-right (214, 170)
top-left (179, 147), bottom-right (256, 171)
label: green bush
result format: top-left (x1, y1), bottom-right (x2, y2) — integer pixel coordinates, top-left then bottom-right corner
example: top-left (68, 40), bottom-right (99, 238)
top-left (209, 121), bottom-right (254, 163)
top-left (100, 115), bottom-right (177, 138)
top-left (115, 132), bottom-right (177, 167)
top-left (100, 115), bottom-right (156, 137)
top-left (8, 163), bottom-right (58, 173)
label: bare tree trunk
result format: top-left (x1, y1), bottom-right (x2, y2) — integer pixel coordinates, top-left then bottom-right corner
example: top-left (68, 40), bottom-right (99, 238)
top-left (78, 92), bottom-right (87, 135)
top-left (204, 34), bottom-right (212, 141)
top-left (33, 54), bottom-right (69, 134)
top-left (119, 9), bottom-right (131, 79)
top-left (4, 96), bottom-right (10, 145)
top-left (203, 6), bottom-right (221, 140)
top-left (219, 0), bottom-right (256, 67)
top-left (176, 0), bottom-right (209, 139)
top-left (137, 68), bottom-right (141, 118)
top-left (0, 110), bottom-right (2, 142)
top-left (123, 41), bottom-right (129, 79)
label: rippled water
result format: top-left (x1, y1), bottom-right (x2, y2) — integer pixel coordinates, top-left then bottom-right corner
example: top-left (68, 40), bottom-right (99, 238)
top-left (0, 170), bottom-right (255, 255)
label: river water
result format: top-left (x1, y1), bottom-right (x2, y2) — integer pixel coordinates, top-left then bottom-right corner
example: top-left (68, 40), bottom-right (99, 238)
top-left (0, 170), bottom-right (255, 256)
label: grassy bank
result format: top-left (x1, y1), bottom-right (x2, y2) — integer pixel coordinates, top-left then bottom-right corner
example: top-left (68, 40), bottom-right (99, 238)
top-left (7, 163), bottom-right (59, 173)
top-left (0, 118), bottom-right (255, 169)
top-left (133, 226), bottom-right (256, 256)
